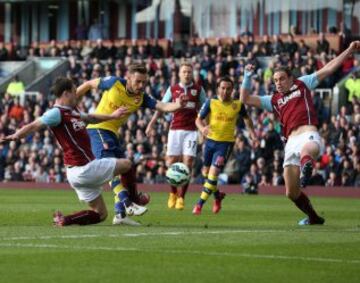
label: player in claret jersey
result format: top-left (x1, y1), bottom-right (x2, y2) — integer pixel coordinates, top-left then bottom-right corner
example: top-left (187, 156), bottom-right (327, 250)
top-left (146, 62), bottom-right (206, 210)
top-left (241, 41), bottom-right (360, 225)
top-left (1, 77), bottom-right (145, 226)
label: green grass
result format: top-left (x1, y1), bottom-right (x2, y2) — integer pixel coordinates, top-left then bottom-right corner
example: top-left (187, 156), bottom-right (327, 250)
top-left (0, 188), bottom-right (359, 283)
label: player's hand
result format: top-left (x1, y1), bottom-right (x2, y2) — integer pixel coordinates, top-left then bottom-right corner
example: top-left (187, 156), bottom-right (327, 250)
top-left (244, 64), bottom-right (255, 77)
top-left (201, 126), bottom-right (210, 137)
top-left (349, 41), bottom-right (360, 52)
top-left (145, 124), bottom-right (153, 137)
top-left (111, 106), bottom-right (128, 119)
top-left (177, 93), bottom-right (188, 108)
top-left (0, 134), bottom-right (19, 143)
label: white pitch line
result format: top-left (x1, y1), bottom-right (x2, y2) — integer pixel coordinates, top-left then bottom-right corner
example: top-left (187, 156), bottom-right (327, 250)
top-left (0, 242), bottom-right (359, 265)
top-left (1, 228), bottom-right (360, 241)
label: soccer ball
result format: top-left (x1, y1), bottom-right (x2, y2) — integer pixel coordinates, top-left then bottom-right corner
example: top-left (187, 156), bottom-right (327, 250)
top-left (166, 162), bottom-right (190, 187)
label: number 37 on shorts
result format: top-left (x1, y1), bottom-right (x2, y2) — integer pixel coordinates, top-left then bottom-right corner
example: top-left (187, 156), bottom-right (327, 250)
top-left (167, 130), bottom-right (198, 157)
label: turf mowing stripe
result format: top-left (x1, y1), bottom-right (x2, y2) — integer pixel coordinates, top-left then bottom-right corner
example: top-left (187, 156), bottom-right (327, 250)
top-left (1, 228), bottom-right (360, 241)
top-left (0, 242), bottom-right (359, 265)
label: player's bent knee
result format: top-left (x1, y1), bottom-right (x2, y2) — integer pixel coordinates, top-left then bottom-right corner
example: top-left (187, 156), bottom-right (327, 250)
top-left (98, 209), bottom-right (108, 222)
top-left (285, 190), bottom-right (300, 200)
top-left (114, 159), bottom-right (132, 175)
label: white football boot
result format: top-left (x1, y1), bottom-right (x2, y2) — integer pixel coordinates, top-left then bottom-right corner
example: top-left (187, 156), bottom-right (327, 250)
top-left (125, 202), bottom-right (148, 216)
top-left (112, 214), bottom-right (141, 226)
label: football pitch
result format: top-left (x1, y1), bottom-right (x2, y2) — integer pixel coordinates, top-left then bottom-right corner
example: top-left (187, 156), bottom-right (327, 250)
top-left (0, 188), bottom-right (359, 283)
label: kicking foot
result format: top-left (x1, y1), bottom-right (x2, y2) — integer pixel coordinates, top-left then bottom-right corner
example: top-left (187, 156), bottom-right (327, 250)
top-left (125, 202), bottom-right (148, 216)
top-left (112, 214), bottom-right (141, 226)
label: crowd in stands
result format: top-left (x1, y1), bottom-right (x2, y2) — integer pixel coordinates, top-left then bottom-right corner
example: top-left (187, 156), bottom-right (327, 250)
top-left (0, 32), bottom-right (359, 188)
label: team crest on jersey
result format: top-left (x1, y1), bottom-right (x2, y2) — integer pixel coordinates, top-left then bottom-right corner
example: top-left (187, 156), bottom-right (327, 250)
top-left (71, 118), bottom-right (86, 131)
top-left (191, 89), bottom-right (197, 96)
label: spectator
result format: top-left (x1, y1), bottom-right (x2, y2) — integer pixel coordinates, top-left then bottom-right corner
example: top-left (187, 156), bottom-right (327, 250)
top-left (0, 42), bottom-right (9, 61)
top-left (6, 76), bottom-right (25, 97)
top-left (344, 70), bottom-right (360, 102)
top-left (88, 19), bottom-right (103, 40)
top-left (316, 33), bottom-right (330, 54)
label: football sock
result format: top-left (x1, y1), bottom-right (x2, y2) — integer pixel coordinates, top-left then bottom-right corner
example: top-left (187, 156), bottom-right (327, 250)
top-left (121, 166), bottom-right (139, 203)
top-left (63, 210), bottom-right (101, 225)
top-left (300, 155), bottom-right (315, 172)
top-left (170, 186), bottom-right (178, 194)
top-left (198, 175), bottom-right (218, 206)
top-left (111, 177), bottom-right (129, 215)
top-left (179, 183), bottom-right (189, 198)
top-left (293, 192), bottom-right (319, 221)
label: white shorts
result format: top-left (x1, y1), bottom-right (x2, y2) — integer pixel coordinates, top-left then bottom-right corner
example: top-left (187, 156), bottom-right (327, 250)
top-left (283, 131), bottom-right (324, 168)
top-left (166, 130), bottom-right (198, 157)
top-left (66, 158), bottom-right (117, 202)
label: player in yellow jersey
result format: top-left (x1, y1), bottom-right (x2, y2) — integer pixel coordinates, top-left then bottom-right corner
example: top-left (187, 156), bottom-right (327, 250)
top-left (76, 63), bottom-right (185, 225)
top-left (193, 76), bottom-right (255, 215)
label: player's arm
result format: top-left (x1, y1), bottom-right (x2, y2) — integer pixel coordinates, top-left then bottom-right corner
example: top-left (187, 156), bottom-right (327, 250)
top-left (80, 107), bottom-right (128, 124)
top-left (316, 41), bottom-right (360, 82)
top-left (76, 78), bottom-right (100, 99)
top-left (196, 98), bottom-right (211, 137)
top-left (0, 119), bottom-right (45, 143)
top-left (155, 95), bottom-right (186, 112)
top-left (1, 108), bottom-right (63, 143)
top-left (240, 64), bottom-right (262, 108)
top-left (145, 87), bottom-right (172, 137)
top-left (241, 64), bottom-right (274, 112)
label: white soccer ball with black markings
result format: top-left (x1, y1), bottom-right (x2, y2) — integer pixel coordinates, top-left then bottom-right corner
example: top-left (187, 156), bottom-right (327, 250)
top-left (166, 162), bottom-right (190, 187)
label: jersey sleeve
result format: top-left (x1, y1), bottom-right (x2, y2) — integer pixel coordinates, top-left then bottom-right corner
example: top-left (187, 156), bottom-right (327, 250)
top-left (198, 98), bottom-right (211, 119)
top-left (98, 76), bottom-right (126, 91)
top-left (39, 108), bottom-right (61, 127)
top-left (199, 87), bottom-right (206, 105)
top-left (298, 73), bottom-right (319, 90)
top-left (142, 93), bottom-right (157, 110)
top-left (161, 87), bottom-right (172, 103)
top-left (259, 95), bottom-right (273, 112)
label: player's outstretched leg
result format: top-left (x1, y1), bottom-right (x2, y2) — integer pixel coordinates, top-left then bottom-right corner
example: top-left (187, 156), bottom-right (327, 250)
top-left (53, 210), bottom-right (102, 226)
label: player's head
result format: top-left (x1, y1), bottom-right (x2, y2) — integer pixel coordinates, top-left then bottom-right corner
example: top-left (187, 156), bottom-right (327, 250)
top-left (179, 62), bottom-right (193, 85)
top-left (51, 77), bottom-right (76, 106)
top-left (273, 67), bottom-right (293, 94)
top-left (217, 76), bottom-right (234, 102)
top-left (126, 63), bottom-right (148, 95)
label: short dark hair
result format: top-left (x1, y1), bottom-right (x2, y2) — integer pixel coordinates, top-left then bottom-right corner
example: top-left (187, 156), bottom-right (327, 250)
top-left (128, 63), bottom-right (147, 75)
top-left (217, 76), bottom-right (234, 88)
top-left (51, 77), bottom-right (74, 97)
top-left (273, 67), bottom-right (293, 77)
